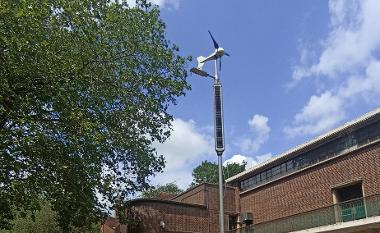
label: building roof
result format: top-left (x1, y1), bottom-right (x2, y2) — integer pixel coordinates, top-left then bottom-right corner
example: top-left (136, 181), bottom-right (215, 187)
top-left (226, 108), bottom-right (380, 183)
top-left (128, 198), bottom-right (207, 209)
top-left (128, 182), bottom-right (235, 209)
top-left (171, 182), bottom-right (235, 201)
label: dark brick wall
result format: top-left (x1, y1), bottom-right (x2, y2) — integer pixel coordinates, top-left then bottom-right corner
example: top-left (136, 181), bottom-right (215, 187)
top-left (172, 184), bottom-right (206, 206)
top-left (129, 202), bottom-right (208, 233)
top-left (128, 184), bottom-right (238, 233)
top-left (239, 142), bottom-right (380, 224)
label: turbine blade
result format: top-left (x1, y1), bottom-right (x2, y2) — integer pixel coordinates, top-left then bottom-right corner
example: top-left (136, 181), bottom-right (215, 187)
top-left (224, 52), bottom-right (231, 56)
top-left (208, 30), bottom-right (219, 49)
top-left (219, 58), bottom-right (222, 71)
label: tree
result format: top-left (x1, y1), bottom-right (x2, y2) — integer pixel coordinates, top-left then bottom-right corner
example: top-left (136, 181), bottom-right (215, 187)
top-left (0, 0), bottom-right (190, 231)
top-left (141, 183), bottom-right (183, 199)
top-left (191, 160), bottom-right (246, 186)
top-left (0, 201), bottom-right (99, 233)
top-left (0, 202), bottom-right (62, 233)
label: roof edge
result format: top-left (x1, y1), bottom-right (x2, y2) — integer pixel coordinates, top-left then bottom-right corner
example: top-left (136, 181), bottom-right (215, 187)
top-left (226, 108), bottom-right (380, 183)
top-left (170, 182), bottom-right (235, 200)
top-left (128, 198), bottom-right (207, 209)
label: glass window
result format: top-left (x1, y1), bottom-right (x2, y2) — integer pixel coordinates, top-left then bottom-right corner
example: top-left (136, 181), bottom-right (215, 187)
top-left (240, 122), bottom-right (378, 192)
top-left (287, 160), bottom-right (294, 171)
top-left (256, 174), bottom-right (261, 183)
top-left (253, 175), bottom-right (258, 184)
top-left (273, 165), bottom-right (281, 177)
top-left (356, 128), bottom-right (368, 145)
top-left (261, 171), bottom-right (267, 180)
top-left (266, 169), bottom-right (272, 179)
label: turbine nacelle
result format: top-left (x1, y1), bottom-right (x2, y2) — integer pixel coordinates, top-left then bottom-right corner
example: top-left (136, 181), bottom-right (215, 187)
top-left (196, 31), bottom-right (230, 72)
top-left (198, 48), bottom-right (225, 62)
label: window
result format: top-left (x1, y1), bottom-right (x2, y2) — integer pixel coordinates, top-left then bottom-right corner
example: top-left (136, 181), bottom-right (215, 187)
top-left (261, 171), bottom-right (267, 180)
top-left (356, 128), bottom-right (368, 146)
top-left (272, 165), bottom-right (281, 177)
top-left (240, 121), bottom-right (380, 192)
top-left (228, 215), bottom-right (238, 230)
top-left (333, 182), bottom-right (366, 222)
top-left (286, 160), bottom-right (294, 172)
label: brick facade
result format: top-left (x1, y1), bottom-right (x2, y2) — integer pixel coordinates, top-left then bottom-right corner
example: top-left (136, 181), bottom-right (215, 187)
top-left (127, 183), bottom-right (237, 233)
top-left (117, 141), bottom-right (380, 233)
top-left (121, 110), bottom-right (380, 233)
top-left (239, 141), bottom-right (380, 225)
top-left (128, 200), bottom-right (208, 233)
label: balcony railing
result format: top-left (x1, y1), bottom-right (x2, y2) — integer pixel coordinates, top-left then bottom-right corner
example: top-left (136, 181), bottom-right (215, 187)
top-left (226, 194), bottom-right (380, 233)
top-left (338, 197), bottom-right (366, 222)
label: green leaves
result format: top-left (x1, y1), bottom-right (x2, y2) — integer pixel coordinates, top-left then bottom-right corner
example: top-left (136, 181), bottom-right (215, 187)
top-left (0, 0), bottom-right (190, 231)
top-left (141, 182), bottom-right (183, 199)
top-left (191, 160), bottom-right (246, 187)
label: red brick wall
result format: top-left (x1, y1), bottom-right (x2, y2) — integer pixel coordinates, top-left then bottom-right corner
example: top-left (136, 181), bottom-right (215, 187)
top-left (172, 183), bottom-right (237, 214)
top-left (129, 184), bottom-right (238, 233)
top-left (204, 184), bottom-right (236, 213)
top-left (204, 184), bottom-right (238, 232)
top-left (239, 142), bottom-right (380, 224)
top-left (172, 184), bottom-right (206, 206)
top-left (129, 201), bottom-right (208, 233)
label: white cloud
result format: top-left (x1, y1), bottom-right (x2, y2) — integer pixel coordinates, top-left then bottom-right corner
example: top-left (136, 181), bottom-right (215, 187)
top-left (150, 0), bottom-right (180, 9)
top-left (224, 153), bottom-right (273, 169)
top-left (284, 92), bottom-right (345, 137)
top-left (127, 0), bottom-right (180, 9)
top-left (293, 0), bottom-right (380, 81)
top-left (152, 119), bottom-right (213, 189)
top-left (223, 154), bottom-right (250, 166)
top-left (236, 114), bottom-right (270, 154)
top-left (339, 60), bottom-right (380, 102)
top-left (286, 0), bottom-right (380, 137)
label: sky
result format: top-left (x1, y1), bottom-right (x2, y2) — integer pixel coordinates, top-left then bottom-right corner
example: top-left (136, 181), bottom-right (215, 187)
top-left (145, 0), bottom-right (380, 190)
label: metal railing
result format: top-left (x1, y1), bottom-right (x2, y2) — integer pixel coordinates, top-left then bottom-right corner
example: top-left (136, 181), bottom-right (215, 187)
top-left (225, 225), bottom-right (253, 233)
top-left (226, 194), bottom-right (380, 233)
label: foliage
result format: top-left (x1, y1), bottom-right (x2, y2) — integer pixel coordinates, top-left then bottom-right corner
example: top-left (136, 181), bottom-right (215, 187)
top-left (141, 182), bottom-right (183, 198)
top-left (0, 0), bottom-right (190, 231)
top-left (0, 202), bottom-right (99, 233)
top-left (191, 160), bottom-right (246, 186)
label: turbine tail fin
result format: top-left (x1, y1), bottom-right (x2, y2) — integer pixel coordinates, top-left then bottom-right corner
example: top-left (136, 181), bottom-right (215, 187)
top-left (197, 56), bottom-right (206, 69)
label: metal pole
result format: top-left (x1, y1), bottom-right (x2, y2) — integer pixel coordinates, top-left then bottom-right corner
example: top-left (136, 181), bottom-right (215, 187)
top-left (218, 154), bottom-right (224, 233)
top-left (214, 59), bottom-right (224, 233)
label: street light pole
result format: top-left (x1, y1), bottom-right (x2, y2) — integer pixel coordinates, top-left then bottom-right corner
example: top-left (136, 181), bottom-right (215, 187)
top-left (190, 63), bottom-right (226, 233)
top-left (213, 59), bottom-right (225, 233)
top-left (190, 30), bottom-right (229, 233)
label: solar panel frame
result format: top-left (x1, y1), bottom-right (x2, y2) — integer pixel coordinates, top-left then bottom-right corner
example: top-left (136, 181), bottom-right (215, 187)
top-left (213, 83), bottom-right (225, 155)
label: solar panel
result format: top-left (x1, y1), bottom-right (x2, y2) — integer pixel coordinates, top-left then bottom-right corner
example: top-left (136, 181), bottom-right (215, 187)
top-left (213, 83), bottom-right (225, 155)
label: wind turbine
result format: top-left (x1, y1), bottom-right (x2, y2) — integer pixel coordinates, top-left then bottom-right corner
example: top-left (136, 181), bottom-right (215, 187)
top-left (194, 30), bottom-right (230, 72)
top-left (190, 30), bottom-right (230, 233)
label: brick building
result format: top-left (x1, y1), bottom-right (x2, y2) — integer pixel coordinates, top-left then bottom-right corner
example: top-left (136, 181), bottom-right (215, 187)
top-left (121, 108), bottom-right (380, 233)
top-left (227, 108), bottom-right (380, 233)
top-left (125, 183), bottom-right (237, 233)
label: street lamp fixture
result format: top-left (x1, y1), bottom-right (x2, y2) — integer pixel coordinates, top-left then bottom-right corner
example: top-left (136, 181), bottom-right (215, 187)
top-left (190, 30), bottom-right (230, 233)
top-left (190, 67), bottom-right (215, 79)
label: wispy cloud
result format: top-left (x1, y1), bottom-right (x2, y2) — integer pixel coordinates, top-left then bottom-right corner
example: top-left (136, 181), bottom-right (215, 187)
top-left (236, 114), bottom-right (270, 154)
top-left (286, 0), bottom-right (380, 137)
top-left (151, 0), bottom-right (180, 9)
top-left (127, 0), bottom-right (181, 10)
top-left (152, 119), bottom-right (213, 189)
top-left (228, 114), bottom-right (272, 169)
top-left (223, 153), bottom-right (273, 169)
top-left (284, 91), bottom-right (345, 137)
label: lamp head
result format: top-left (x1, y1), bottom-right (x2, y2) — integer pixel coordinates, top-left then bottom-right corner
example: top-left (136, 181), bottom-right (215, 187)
top-left (190, 67), bottom-right (209, 77)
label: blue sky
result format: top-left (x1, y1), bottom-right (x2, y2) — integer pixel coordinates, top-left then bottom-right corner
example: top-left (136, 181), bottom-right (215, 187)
top-left (146, 0), bottom-right (380, 189)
